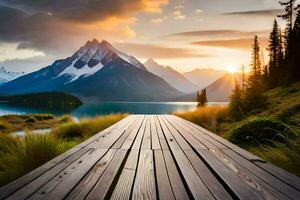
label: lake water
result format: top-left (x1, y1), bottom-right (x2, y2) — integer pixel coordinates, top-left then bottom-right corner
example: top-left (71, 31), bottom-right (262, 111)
top-left (0, 102), bottom-right (228, 118)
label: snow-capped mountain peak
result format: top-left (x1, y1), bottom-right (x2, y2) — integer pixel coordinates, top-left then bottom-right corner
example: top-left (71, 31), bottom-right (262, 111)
top-left (0, 67), bottom-right (25, 84)
top-left (57, 39), bottom-right (147, 83)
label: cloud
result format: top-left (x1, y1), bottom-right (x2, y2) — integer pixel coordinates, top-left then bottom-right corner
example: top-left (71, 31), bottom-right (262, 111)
top-left (191, 37), bottom-right (269, 50)
top-left (222, 9), bottom-right (283, 17)
top-left (166, 29), bottom-right (269, 39)
top-left (1, 0), bottom-right (169, 23)
top-left (151, 16), bottom-right (168, 23)
top-left (173, 10), bottom-right (185, 20)
top-left (0, 0), bottom-right (169, 54)
top-left (113, 42), bottom-right (210, 59)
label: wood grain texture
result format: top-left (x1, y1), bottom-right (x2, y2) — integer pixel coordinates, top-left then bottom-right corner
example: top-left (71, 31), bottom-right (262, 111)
top-left (2, 115), bottom-right (300, 200)
top-left (132, 150), bottom-right (157, 200)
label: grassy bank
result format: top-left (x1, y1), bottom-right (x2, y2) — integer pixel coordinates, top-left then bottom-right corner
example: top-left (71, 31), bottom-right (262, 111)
top-left (175, 82), bottom-right (300, 176)
top-left (0, 113), bottom-right (127, 186)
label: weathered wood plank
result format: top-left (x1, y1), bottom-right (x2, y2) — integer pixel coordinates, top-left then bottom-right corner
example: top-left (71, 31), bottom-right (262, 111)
top-left (154, 115), bottom-right (169, 150)
top-left (154, 150), bottom-right (175, 200)
top-left (196, 149), bottom-right (263, 199)
top-left (132, 150), bottom-right (157, 200)
top-left (121, 116), bottom-right (145, 149)
top-left (29, 148), bottom-right (108, 200)
top-left (184, 150), bottom-right (233, 200)
top-left (163, 150), bottom-right (190, 200)
top-left (110, 150), bottom-right (139, 200)
top-left (151, 116), bottom-right (161, 150)
top-left (86, 149), bottom-right (129, 200)
top-left (223, 149), bottom-right (300, 200)
top-left (0, 115), bottom-right (134, 199)
top-left (141, 116), bottom-right (151, 150)
top-left (164, 115), bottom-right (208, 149)
top-left (132, 115), bottom-right (148, 150)
top-left (65, 150), bottom-right (116, 200)
top-left (158, 115), bottom-right (214, 199)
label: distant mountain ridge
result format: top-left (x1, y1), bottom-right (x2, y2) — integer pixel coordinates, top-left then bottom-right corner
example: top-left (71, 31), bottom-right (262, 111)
top-left (0, 67), bottom-right (25, 84)
top-left (144, 58), bottom-right (198, 93)
top-left (0, 39), bottom-right (183, 102)
top-left (183, 68), bottom-right (226, 89)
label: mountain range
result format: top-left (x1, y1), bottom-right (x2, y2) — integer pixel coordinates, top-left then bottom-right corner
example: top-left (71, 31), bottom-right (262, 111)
top-left (0, 67), bottom-right (25, 85)
top-left (0, 39), bottom-right (183, 101)
top-left (144, 58), bottom-right (198, 93)
top-left (0, 39), bottom-right (240, 102)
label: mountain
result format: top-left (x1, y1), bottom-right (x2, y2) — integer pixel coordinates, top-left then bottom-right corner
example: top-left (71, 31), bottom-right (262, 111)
top-left (0, 39), bottom-right (183, 102)
top-left (174, 73), bottom-right (242, 102)
top-left (183, 68), bottom-right (226, 88)
top-left (205, 73), bottom-right (243, 102)
top-left (0, 67), bottom-right (25, 84)
top-left (144, 59), bottom-right (198, 93)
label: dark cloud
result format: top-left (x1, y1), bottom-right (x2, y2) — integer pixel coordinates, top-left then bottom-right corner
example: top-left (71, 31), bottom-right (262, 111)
top-left (114, 42), bottom-right (211, 59)
top-left (222, 9), bottom-right (283, 17)
top-left (1, 0), bottom-right (166, 22)
top-left (191, 37), bottom-right (269, 50)
top-left (166, 30), bottom-right (269, 38)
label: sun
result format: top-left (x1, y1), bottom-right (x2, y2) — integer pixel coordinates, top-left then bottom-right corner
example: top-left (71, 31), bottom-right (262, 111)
top-left (226, 66), bottom-right (239, 74)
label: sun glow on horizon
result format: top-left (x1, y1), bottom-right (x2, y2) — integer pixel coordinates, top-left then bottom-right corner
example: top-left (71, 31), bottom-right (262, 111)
top-left (226, 66), bottom-right (239, 74)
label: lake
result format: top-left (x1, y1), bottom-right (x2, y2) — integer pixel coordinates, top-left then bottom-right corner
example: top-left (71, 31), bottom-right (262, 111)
top-left (0, 102), bottom-right (228, 118)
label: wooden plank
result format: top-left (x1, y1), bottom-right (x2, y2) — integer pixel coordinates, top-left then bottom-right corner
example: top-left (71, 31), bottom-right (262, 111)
top-left (5, 116), bottom-right (135, 200)
top-left (154, 150), bottom-right (175, 200)
top-left (172, 115), bottom-right (261, 160)
top-left (29, 148), bottom-right (109, 200)
top-left (132, 150), bottom-right (157, 200)
top-left (170, 115), bottom-right (227, 150)
top-left (110, 150), bottom-right (139, 200)
top-left (141, 116), bottom-right (151, 150)
top-left (224, 149), bottom-right (300, 200)
top-left (161, 115), bottom-right (192, 151)
top-left (86, 149), bottom-right (129, 200)
top-left (184, 151), bottom-right (233, 200)
top-left (0, 115), bottom-right (134, 199)
top-left (214, 150), bottom-right (291, 200)
top-left (196, 149), bottom-right (263, 200)
top-left (157, 116), bottom-right (180, 151)
top-left (151, 116), bottom-right (161, 150)
top-left (132, 116), bottom-right (148, 150)
top-left (65, 150), bottom-right (116, 200)
top-left (164, 115), bottom-right (208, 150)
top-left (154, 115), bottom-right (169, 150)
top-left (121, 116), bottom-right (145, 149)
top-left (253, 161), bottom-right (300, 191)
top-left (157, 115), bottom-right (214, 199)
top-left (163, 150), bottom-right (190, 200)
top-left (111, 116), bottom-right (141, 149)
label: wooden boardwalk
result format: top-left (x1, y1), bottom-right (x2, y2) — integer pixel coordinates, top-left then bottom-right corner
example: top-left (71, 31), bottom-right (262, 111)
top-left (0, 115), bottom-right (300, 200)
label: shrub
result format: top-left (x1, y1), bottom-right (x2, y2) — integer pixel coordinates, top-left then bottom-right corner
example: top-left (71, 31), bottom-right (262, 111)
top-left (227, 117), bottom-right (297, 146)
top-left (25, 116), bottom-right (36, 123)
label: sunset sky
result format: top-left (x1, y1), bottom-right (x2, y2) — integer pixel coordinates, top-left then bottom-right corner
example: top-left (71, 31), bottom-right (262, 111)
top-left (0, 0), bottom-right (297, 73)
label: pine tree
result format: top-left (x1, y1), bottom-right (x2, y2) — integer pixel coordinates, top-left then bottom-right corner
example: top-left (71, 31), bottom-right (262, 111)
top-left (197, 89), bottom-right (208, 107)
top-left (229, 84), bottom-right (245, 120)
top-left (292, 6), bottom-right (300, 81)
top-left (268, 20), bottom-right (280, 88)
top-left (244, 36), bottom-right (266, 113)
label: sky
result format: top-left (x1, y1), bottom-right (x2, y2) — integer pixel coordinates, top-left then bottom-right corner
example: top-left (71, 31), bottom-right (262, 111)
top-left (0, 0), bottom-right (298, 73)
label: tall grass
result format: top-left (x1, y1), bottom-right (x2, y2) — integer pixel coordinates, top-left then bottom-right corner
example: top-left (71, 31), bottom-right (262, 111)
top-left (52, 113), bottom-right (128, 139)
top-left (0, 133), bottom-right (71, 186)
top-left (0, 113), bottom-right (127, 187)
top-left (175, 106), bottom-right (229, 132)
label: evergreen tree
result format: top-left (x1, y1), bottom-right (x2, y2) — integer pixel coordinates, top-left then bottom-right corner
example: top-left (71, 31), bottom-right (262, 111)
top-left (229, 84), bottom-right (245, 120)
top-left (197, 89), bottom-right (208, 107)
top-left (268, 20), bottom-right (281, 88)
top-left (244, 36), bottom-right (266, 113)
top-left (292, 6), bottom-right (300, 81)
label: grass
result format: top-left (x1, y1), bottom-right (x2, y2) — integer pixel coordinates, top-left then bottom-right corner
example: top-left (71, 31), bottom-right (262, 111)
top-left (52, 113), bottom-right (128, 139)
top-left (175, 81), bottom-right (300, 176)
top-left (0, 114), bottom-right (72, 134)
top-left (0, 113), bottom-right (127, 187)
top-left (175, 105), bottom-right (230, 135)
